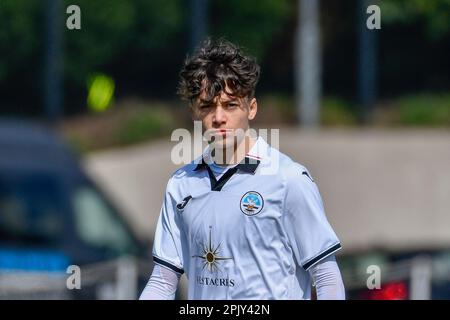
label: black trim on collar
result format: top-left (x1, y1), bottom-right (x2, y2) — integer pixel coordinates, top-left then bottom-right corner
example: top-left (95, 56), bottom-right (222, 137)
top-left (208, 166), bottom-right (238, 191)
top-left (236, 157), bottom-right (260, 174)
top-left (193, 161), bottom-right (207, 171)
top-left (194, 156), bottom-right (260, 174)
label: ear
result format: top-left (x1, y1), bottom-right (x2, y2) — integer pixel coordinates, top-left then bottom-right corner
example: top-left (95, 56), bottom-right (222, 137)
top-left (248, 97), bottom-right (257, 120)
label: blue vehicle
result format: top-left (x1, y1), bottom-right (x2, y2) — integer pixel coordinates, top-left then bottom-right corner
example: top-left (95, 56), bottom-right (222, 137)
top-left (0, 119), bottom-right (152, 298)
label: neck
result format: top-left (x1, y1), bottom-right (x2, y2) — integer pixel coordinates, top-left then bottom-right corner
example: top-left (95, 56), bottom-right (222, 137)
top-left (212, 135), bottom-right (257, 166)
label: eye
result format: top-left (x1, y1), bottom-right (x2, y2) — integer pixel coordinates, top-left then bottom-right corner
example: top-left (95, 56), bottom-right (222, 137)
top-left (227, 102), bottom-right (239, 108)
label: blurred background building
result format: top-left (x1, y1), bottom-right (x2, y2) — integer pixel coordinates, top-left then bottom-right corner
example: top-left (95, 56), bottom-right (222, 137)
top-left (0, 0), bottom-right (449, 299)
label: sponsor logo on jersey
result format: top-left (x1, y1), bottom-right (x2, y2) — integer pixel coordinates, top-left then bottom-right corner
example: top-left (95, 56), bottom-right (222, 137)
top-left (192, 227), bottom-right (236, 287)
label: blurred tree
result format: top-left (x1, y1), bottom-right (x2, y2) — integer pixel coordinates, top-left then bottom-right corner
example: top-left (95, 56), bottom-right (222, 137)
top-left (131, 0), bottom-right (183, 51)
top-left (0, 0), bottom-right (41, 83)
top-left (0, 0), bottom-right (184, 83)
top-left (209, 0), bottom-right (292, 60)
top-left (0, 0), bottom-right (184, 115)
top-left (62, 0), bottom-right (134, 86)
top-left (381, 0), bottom-right (450, 39)
top-left (1, 0), bottom-right (448, 117)
top-left (62, 0), bottom-right (184, 108)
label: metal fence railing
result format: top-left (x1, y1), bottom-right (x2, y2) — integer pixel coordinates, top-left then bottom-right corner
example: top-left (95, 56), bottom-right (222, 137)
top-left (0, 256), bottom-right (153, 300)
top-left (341, 254), bottom-right (450, 299)
top-left (2, 255), bottom-right (449, 300)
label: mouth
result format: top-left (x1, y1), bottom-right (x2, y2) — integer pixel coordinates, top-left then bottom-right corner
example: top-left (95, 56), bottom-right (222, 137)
top-left (214, 129), bottom-right (232, 136)
top-left (205, 129), bottom-right (235, 143)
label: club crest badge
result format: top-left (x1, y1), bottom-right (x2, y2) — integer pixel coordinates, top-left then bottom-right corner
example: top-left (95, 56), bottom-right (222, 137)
top-left (240, 191), bottom-right (264, 216)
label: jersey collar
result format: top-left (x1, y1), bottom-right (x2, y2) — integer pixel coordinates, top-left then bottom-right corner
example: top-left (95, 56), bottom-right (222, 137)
top-left (193, 136), bottom-right (266, 174)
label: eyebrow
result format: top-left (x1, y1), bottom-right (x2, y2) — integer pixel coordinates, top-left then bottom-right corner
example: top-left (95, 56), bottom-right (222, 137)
top-left (197, 98), bottom-right (238, 105)
top-left (197, 102), bottom-right (213, 108)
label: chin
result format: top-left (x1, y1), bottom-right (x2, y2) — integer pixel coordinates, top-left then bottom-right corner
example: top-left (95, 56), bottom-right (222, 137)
top-left (211, 136), bottom-right (236, 150)
top-left (211, 139), bottom-right (231, 149)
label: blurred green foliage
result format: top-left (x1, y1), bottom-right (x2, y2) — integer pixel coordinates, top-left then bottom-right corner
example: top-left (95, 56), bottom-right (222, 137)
top-left (0, 0), bottom-right (289, 86)
top-left (63, 0), bottom-right (136, 85)
top-left (117, 107), bottom-right (175, 145)
top-left (381, 0), bottom-right (450, 39)
top-left (258, 94), bottom-right (450, 128)
top-left (210, 0), bottom-right (292, 60)
top-left (87, 73), bottom-right (115, 112)
top-left (61, 100), bottom-right (180, 153)
top-left (321, 97), bottom-right (357, 127)
top-left (61, 93), bottom-right (450, 154)
top-left (0, 0), bottom-right (184, 85)
top-left (253, 94), bottom-right (358, 127)
top-left (0, 0), bottom-right (41, 82)
top-left (63, 0), bottom-right (184, 86)
top-left (1, 0), bottom-right (449, 126)
top-left (1, 0), bottom-right (449, 88)
top-left (395, 94), bottom-right (450, 126)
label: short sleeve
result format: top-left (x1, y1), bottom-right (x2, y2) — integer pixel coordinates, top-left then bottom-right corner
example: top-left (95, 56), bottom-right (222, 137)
top-left (282, 164), bottom-right (341, 271)
top-left (152, 180), bottom-right (185, 274)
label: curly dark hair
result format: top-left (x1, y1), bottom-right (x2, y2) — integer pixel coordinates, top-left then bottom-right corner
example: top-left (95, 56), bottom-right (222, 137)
top-left (177, 38), bottom-right (261, 103)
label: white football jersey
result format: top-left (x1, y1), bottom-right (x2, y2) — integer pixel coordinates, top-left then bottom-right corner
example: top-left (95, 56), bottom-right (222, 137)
top-left (152, 136), bottom-right (341, 299)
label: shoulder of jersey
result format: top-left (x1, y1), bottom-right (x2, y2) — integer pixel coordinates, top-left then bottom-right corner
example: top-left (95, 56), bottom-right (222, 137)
top-left (164, 161), bottom-right (200, 198)
top-left (169, 157), bottom-right (202, 181)
top-left (277, 152), bottom-right (315, 183)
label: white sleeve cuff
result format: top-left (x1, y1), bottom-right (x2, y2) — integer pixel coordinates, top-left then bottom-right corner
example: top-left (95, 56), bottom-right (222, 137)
top-left (139, 264), bottom-right (181, 300)
top-left (308, 255), bottom-right (346, 300)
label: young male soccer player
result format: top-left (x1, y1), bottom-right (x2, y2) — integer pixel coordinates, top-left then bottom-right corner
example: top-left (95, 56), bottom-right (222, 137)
top-left (140, 39), bottom-right (345, 300)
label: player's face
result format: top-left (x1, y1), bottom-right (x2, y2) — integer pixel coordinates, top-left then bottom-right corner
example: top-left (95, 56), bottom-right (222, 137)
top-left (190, 88), bottom-right (257, 150)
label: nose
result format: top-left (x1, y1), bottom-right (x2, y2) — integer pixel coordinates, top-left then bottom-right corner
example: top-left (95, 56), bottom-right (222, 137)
top-left (212, 105), bottom-right (227, 127)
